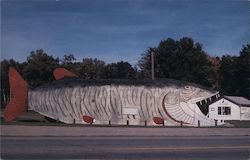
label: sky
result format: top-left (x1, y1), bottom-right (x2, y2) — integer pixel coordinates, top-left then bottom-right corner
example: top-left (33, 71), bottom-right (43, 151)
top-left (1, 0), bottom-right (250, 64)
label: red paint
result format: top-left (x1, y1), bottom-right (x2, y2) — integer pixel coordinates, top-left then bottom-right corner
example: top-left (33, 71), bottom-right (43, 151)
top-left (83, 115), bottom-right (94, 124)
top-left (153, 117), bottom-right (164, 124)
top-left (162, 95), bottom-right (189, 124)
top-left (53, 68), bottom-right (78, 80)
top-left (4, 67), bottom-right (28, 122)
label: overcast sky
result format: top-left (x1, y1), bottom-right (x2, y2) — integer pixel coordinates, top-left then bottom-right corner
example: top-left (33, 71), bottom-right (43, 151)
top-left (1, 0), bottom-right (250, 64)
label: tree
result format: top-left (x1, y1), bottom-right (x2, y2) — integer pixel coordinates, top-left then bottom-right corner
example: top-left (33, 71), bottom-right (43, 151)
top-left (79, 58), bottom-right (105, 79)
top-left (61, 54), bottom-right (76, 65)
top-left (218, 55), bottom-right (238, 95)
top-left (139, 37), bottom-right (216, 87)
top-left (236, 44), bottom-right (250, 98)
top-left (0, 59), bottom-right (23, 108)
top-left (206, 56), bottom-right (220, 88)
top-left (103, 61), bottom-right (137, 79)
top-left (219, 44), bottom-right (250, 98)
top-left (23, 49), bottom-right (59, 87)
top-left (60, 54), bottom-right (81, 75)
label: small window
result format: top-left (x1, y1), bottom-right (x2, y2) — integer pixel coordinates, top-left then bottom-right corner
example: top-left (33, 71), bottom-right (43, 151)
top-left (218, 106), bottom-right (231, 115)
top-left (218, 107), bottom-right (221, 115)
top-left (223, 107), bottom-right (231, 115)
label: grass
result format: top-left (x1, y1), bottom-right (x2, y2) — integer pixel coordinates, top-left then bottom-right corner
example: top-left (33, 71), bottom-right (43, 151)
top-left (225, 120), bottom-right (250, 128)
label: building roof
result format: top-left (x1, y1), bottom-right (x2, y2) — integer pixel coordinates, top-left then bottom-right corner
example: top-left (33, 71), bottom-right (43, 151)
top-left (224, 96), bottom-right (250, 107)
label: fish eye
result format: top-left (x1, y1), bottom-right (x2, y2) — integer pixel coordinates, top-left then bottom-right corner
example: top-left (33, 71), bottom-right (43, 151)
top-left (184, 86), bottom-right (191, 89)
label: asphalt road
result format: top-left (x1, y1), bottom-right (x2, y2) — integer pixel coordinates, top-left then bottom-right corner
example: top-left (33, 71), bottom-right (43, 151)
top-left (1, 136), bottom-right (250, 160)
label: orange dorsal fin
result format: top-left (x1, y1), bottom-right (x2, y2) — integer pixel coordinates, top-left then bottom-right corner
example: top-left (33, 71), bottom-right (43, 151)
top-left (53, 68), bottom-right (78, 80)
top-left (4, 67), bottom-right (28, 122)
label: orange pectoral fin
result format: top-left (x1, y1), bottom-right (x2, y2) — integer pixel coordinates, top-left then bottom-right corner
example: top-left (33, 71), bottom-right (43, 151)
top-left (83, 115), bottom-right (94, 124)
top-left (153, 117), bottom-right (165, 125)
top-left (53, 68), bottom-right (78, 80)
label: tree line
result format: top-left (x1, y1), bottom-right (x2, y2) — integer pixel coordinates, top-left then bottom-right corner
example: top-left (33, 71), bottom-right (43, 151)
top-left (1, 37), bottom-right (249, 107)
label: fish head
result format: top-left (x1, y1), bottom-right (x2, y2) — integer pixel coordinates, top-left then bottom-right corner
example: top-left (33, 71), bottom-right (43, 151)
top-left (179, 85), bottom-right (213, 102)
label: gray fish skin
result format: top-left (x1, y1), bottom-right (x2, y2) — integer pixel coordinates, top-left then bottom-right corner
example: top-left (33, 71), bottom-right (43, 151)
top-left (28, 79), bottom-right (218, 126)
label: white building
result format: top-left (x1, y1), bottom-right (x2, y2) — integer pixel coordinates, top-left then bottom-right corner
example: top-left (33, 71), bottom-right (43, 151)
top-left (208, 96), bottom-right (250, 122)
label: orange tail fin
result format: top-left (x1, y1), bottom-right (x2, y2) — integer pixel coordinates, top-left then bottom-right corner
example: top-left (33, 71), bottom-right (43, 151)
top-left (53, 68), bottom-right (78, 80)
top-left (4, 67), bottom-right (28, 122)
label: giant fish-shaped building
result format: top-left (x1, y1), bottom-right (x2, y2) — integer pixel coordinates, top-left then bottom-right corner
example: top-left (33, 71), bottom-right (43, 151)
top-left (4, 67), bottom-right (222, 126)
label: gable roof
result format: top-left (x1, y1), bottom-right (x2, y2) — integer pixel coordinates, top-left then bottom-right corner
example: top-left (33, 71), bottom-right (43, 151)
top-left (224, 96), bottom-right (250, 107)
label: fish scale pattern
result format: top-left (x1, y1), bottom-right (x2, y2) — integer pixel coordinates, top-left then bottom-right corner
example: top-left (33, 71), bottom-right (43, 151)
top-left (28, 84), bottom-right (214, 126)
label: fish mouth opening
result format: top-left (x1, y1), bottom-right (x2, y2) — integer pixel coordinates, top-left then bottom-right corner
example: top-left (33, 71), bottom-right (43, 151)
top-left (195, 92), bottom-right (221, 115)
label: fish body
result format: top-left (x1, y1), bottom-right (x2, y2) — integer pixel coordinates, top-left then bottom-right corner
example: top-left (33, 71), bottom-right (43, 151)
top-left (5, 68), bottom-right (221, 126)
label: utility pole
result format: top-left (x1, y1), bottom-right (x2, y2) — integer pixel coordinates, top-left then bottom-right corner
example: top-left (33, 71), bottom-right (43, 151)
top-left (151, 51), bottom-right (155, 80)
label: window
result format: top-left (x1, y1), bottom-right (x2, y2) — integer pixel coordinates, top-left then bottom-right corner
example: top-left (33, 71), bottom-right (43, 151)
top-left (218, 106), bottom-right (231, 115)
top-left (223, 107), bottom-right (231, 115)
top-left (218, 107), bottom-right (221, 115)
